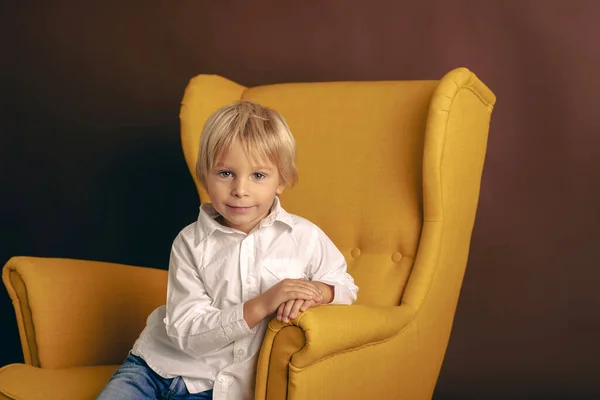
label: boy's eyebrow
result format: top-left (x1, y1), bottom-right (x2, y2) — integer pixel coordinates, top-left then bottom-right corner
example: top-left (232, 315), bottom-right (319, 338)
top-left (254, 165), bottom-right (275, 171)
top-left (213, 163), bottom-right (275, 171)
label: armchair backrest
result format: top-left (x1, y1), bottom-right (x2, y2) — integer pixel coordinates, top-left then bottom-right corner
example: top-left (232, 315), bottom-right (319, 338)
top-left (180, 68), bottom-right (495, 309)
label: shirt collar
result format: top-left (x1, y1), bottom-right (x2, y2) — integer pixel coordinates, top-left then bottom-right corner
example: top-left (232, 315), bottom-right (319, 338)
top-left (194, 196), bottom-right (294, 247)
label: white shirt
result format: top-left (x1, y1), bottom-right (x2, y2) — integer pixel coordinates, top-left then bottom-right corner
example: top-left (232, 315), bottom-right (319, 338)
top-left (131, 197), bottom-right (358, 400)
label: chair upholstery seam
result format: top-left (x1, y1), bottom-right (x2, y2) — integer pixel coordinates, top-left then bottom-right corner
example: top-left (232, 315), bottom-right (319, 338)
top-left (3, 261), bottom-right (37, 367)
top-left (0, 386), bottom-right (20, 400)
top-left (11, 269), bottom-right (37, 367)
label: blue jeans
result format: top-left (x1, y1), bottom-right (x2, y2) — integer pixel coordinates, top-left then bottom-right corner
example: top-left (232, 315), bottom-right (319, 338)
top-left (97, 353), bottom-right (213, 400)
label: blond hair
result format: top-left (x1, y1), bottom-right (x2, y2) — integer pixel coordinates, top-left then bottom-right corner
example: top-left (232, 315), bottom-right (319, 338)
top-left (196, 100), bottom-right (298, 189)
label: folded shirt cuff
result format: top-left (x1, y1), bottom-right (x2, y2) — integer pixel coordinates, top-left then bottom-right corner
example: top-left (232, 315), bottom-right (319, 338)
top-left (221, 303), bottom-right (252, 341)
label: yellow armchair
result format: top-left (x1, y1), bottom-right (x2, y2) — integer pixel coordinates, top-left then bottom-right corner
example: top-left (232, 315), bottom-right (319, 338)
top-left (1, 68), bottom-right (495, 399)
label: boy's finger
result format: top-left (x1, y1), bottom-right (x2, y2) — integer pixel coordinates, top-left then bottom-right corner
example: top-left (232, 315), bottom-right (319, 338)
top-left (282, 300), bottom-right (295, 322)
top-left (288, 288), bottom-right (322, 302)
top-left (299, 300), bottom-right (314, 312)
top-left (287, 290), bottom-right (313, 300)
top-left (277, 303), bottom-right (285, 321)
top-left (289, 299), bottom-right (304, 319)
top-left (304, 281), bottom-right (322, 294)
top-left (296, 283), bottom-right (323, 299)
top-left (286, 280), bottom-right (321, 296)
top-left (290, 286), bottom-right (320, 299)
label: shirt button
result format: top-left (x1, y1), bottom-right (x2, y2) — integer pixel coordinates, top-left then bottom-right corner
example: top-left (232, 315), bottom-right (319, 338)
top-left (220, 376), bottom-right (231, 385)
top-left (236, 349), bottom-right (245, 357)
top-left (246, 276), bottom-right (255, 285)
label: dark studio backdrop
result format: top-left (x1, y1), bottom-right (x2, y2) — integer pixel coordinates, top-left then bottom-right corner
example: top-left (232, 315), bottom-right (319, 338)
top-left (2, 1), bottom-right (599, 399)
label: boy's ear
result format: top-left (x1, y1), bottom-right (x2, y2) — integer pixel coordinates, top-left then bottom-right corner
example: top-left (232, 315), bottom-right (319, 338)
top-left (276, 182), bottom-right (285, 195)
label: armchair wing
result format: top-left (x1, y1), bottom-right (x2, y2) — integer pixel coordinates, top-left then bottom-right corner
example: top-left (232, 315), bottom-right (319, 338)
top-left (245, 68), bottom-right (496, 399)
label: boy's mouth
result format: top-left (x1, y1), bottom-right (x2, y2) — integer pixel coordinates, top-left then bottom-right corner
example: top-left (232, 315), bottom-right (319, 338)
top-left (226, 205), bottom-right (254, 212)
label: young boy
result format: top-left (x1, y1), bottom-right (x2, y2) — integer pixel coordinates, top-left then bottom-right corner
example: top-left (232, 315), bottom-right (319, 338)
top-left (98, 101), bottom-right (358, 400)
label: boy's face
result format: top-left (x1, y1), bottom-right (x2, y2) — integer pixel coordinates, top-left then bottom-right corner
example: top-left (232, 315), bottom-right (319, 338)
top-left (206, 140), bottom-right (285, 234)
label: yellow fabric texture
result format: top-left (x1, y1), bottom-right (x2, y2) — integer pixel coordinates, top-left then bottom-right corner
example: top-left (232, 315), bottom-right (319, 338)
top-left (0, 364), bottom-right (117, 400)
top-left (1, 68), bottom-right (494, 399)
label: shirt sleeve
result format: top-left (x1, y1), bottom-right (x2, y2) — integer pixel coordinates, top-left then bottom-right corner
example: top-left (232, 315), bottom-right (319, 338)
top-left (164, 233), bottom-right (252, 356)
top-left (307, 225), bottom-right (359, 305)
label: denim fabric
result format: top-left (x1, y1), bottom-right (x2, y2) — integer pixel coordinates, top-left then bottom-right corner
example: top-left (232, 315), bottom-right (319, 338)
top-left (97, 353), bottom-right (213, 400)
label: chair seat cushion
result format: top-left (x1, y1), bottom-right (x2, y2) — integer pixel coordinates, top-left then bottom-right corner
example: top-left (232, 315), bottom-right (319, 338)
top-left (0, 363), bottom-right (118, 400)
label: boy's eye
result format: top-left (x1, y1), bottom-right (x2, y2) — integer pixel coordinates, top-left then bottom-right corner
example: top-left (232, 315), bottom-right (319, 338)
top-left (218, 171), bottom-right (233, 178)
top-left (252, 173), bottom-right (266, 180)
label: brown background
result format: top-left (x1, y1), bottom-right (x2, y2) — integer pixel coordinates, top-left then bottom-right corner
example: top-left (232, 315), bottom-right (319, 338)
top-left (2, 1), bottom-right (599, 399)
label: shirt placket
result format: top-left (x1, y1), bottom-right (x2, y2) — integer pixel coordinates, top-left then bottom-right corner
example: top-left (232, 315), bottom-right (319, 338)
top-left (239, 235), bottom-right (258, 302)
top-left (218, 234), bottom-right (258, 396)
top-left (212, 373), bottom-right (233, 399)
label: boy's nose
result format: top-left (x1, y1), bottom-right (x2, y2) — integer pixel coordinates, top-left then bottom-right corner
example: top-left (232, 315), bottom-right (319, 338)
top-left (231, 179), bottom-right (249, 197)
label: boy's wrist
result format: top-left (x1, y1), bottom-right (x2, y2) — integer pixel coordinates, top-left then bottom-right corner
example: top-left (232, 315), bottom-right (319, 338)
top-left (243, 295), bottom-right (269, 329)
top-left (313, 281), bottom-right (334, 304)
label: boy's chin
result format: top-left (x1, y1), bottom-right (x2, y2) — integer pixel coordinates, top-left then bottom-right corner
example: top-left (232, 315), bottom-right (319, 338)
top-left (220, 215), bottom-right (255, 230)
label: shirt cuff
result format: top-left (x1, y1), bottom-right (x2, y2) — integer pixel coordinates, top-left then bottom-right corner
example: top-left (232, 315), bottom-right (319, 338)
top-left (221, 303), bottom-right (252, 341)
top-left (318, 281), bottom-right (356, 305)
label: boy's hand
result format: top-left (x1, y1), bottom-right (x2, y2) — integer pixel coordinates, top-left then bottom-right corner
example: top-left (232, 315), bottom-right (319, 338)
top-left (261, 279), bottom-right (323, 313)
top-left (277, 299), bottom-right (319, 323)
top-left (244, 279), bottom-right (323, 328)
top-left (277, 281), bottom-right (334, 323)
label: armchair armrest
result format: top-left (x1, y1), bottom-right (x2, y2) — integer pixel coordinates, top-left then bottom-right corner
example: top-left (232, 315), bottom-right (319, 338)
top-left (284, 304), bottom-right (416, 368)
top-left (290, 304), bottom-right (416, 367)
top-left (2, 256), bottom-right (167, 369)
top-left (255, 304), bottom-right (416, 399)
